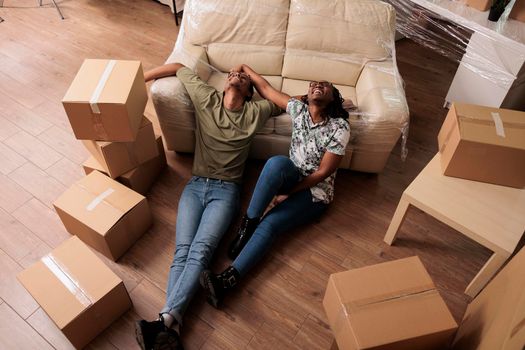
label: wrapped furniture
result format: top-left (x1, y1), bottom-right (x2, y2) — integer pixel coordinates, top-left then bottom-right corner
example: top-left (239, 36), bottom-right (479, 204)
top-left (151, 0), bottom-right (409, 173)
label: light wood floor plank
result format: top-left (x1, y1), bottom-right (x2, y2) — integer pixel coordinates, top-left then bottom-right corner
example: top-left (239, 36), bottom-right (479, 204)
top-left (9, 162), bottom-right (67, 208)
top-left (27, 308), bottom-right (76, 350)
top-left (45, 156), bottom-right (85, 187)
top-left (4, 131), bottom-right (62, 170)
top-left (0, 141), bottom-right (27, 175)
top-left (0, 207), bottom-right (42, 263)
top-left (0, 248), bottom-right (40, 320)
top-left (0, 172), bottom-right (32, 213)
top-left (12, 198), bottom-right (70, 249)
top-left (0, 115), bottom-right (21, 141)
top-left (0, 303), bottom-right (53, 350)
top-left (37, 125), bottom-right (89, 164)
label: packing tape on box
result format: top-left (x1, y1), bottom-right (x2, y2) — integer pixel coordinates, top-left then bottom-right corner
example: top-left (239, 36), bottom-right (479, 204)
top-left (490, 112), bottom-right (506, 138)
top-left (88, 59), bottom-right (116, 140)
top-left (41, 254), bottom-right (93, 307)
top-left (86, 188), bottom-right (115, 211)
top-left (92, 114), bottom-right (109, 140)
top-left (332, 285), bottom-right (435, 335)
top-left (90, 60), bottom-right (116, 114)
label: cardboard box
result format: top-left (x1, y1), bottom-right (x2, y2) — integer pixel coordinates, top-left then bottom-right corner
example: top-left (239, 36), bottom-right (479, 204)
top-left (82, 116), bottom-right (159, 178)
top-left (17, 236), bottom-right (132, 349)
top-left (510, 0), bottom-right (525, 22)
top-left (437, 103), bottom-right (525, 188)
top-left (466, 0), bottom-right (491, 11)
top-left (323, 256), bottom-right (458, 350)
top-left (453, 247), bottom-right (525, 350)
top-left (53, 170), bottom-right (152, 261)
top-left (83, 135), bottom-right (167, 195)
top-left (62, 59), bottom-right (147, 142)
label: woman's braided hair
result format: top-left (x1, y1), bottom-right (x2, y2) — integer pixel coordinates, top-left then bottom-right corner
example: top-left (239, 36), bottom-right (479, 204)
top-left (300, 85), bottom-right (349, 120)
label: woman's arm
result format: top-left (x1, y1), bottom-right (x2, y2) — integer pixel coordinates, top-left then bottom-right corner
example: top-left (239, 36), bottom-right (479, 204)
top-left (274, 151), bottom-right (343, 204)
top-left (236, 64), bottom-right (290, 110)
top-left (144, 63), bottom-right (185, 82)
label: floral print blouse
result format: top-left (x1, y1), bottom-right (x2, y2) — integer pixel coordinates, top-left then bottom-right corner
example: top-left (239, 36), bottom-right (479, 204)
top-left (287, 98), bottom-right (350, 204)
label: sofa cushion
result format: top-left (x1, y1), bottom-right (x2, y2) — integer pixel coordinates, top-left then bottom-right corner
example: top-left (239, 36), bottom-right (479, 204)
top-left (207, 43), bottom-right (284, 76)
top-left (183, 0), bottom-right (290, 74)
top-left (275, 78), bottom-right (357, 136)
top-left (282, 0), bottom-right (395, 86)
top-left (205, 71), bottom-right (283, 134)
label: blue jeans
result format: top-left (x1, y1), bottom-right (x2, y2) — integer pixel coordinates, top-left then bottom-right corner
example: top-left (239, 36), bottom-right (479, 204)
top-left (161, 176), bottom-right (240, 324)
top-left (233, 155), bottom-right (327, 277)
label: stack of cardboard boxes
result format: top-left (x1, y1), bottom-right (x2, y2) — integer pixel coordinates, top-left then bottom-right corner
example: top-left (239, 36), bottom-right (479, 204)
top-left (55, 58), bottom-right (168, 261)
top-left (18, 59), bottom-right (167, 348)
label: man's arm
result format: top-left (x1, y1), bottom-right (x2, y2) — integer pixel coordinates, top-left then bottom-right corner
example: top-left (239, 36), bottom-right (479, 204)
top-left (144, 63), bottom-right (185, 82)
top-left (235, 64), bottom-right (290, 110)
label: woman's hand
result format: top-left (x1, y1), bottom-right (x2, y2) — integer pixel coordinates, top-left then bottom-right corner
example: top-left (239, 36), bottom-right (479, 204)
top-left (264, 194), bottom-right (289, 214)
top-left (273, 194), bottom-right (289, 206)
top-left (230, 64), bottom-right (244, 73)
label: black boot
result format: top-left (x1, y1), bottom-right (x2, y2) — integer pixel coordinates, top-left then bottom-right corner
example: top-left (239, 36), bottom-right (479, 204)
top-left (228, 215), bottom-right (260, 260)
top-left (135, 315), bottom-right (183, 350)
top-left (200, 266), bottom-right (240, 308)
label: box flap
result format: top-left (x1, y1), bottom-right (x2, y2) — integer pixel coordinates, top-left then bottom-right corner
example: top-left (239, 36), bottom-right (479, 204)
top-left (62, 59), bottom-right (139, 104)
top-left (53, 171), bottom-right (145, 235)
top-left (454, 103), bottom-right (525, 150)
top-left (331, 256), bottom-right (435, 308)
top-left (17, 237), bottom-right (122, 329)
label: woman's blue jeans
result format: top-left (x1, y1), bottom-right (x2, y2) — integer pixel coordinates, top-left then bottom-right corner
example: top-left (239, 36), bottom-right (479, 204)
top-left (162, 176), bottom-right (240, 324)
top-left (233, 155), bottom-right (327, 277)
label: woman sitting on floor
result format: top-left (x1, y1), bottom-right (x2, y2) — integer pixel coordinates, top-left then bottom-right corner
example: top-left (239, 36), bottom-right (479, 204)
top-left (200, 64), bottom-right (350, 306)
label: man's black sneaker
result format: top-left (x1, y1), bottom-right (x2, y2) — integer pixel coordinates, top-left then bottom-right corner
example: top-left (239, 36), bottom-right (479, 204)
top-left (153, 328), bottom-right (184, 350)
top-left (136, 319), bottom-right (164, 350)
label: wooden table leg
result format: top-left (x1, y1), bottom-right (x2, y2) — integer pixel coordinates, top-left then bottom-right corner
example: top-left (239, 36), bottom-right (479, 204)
top-left (384, 195), bottom-right (410, 245)
top-left (465, 252), bottom-right (508, 298)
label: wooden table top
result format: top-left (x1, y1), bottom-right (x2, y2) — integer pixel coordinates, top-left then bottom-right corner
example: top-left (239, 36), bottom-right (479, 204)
top-left (405, 153), bottom-right (525, 254)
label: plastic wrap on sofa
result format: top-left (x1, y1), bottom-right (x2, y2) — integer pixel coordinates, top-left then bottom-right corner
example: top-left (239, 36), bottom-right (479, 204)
top-left (151, 0), bottom-right (412, 173)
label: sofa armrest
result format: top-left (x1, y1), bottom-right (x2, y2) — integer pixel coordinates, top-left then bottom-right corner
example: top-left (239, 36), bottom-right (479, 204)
top-left (349, 61), bottom-right (409, 172)
top-left (150, 42), bottom-right (210, 152)
top-left (355, 60), bottom-right (409, 126)
top-left (166, 41), bottom-right (212, 81)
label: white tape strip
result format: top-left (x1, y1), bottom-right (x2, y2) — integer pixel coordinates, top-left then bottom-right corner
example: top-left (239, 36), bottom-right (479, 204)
top-left (42, 254), bottom-right (92, 307)
top-left (89, 60), bottom-right (117, 114)
top-left (491, 112), bottom-right (506, 138)
top-left (86, 188), bottom-right (115, 211)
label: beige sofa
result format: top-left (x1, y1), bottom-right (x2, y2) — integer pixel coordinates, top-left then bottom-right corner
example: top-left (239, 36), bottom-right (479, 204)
top-left (151, 0), bottom-right (409, 173)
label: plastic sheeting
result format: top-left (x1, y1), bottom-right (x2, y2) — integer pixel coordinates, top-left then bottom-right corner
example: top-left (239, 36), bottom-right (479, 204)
top-left (151, 0), bottom-right (410, 172)
top-left (389, 0), bottom-right (525, 91)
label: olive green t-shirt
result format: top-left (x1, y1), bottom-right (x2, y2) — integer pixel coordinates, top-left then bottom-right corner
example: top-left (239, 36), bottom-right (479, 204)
top-left (176, 67), bottom-right (281, 183)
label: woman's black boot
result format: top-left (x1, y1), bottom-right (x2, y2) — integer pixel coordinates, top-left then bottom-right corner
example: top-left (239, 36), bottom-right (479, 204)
top-left (227, 215), bottom-right (260, 259)
top-left (200, 266), bottom-right (240, 308)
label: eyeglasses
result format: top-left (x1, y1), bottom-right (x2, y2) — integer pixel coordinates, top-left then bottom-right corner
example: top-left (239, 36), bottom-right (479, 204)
top-left (309, 81), bottom-right (332, 88)
top-left (228, 71), bottom-right (250, 80)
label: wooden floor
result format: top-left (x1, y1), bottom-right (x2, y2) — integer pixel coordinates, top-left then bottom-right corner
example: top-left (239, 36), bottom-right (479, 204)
top-left (0, 1), bottom-right (502, 349)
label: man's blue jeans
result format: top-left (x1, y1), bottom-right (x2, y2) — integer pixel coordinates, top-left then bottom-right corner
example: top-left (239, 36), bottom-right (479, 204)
top-left (232, 155), bottom-right (327, 277)
top-left (162, 176), bottom-right (240, 324)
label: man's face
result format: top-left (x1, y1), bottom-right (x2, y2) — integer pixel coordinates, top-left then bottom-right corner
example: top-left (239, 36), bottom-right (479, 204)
top-left (307, 81), bottom-right (334, 105)
top-left (225, 71), bottom-right (252, 99)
